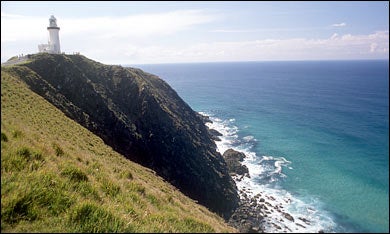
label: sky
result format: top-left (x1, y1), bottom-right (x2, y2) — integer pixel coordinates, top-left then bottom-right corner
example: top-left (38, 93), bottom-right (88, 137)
top-left (1, 1), bottom-right (389, 64)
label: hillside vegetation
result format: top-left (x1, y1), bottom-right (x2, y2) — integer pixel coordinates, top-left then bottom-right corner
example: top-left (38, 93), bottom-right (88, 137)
top-left (3, 53), bottom-right (239, 217)
top-left (1, 67), bottom-right (237, 232)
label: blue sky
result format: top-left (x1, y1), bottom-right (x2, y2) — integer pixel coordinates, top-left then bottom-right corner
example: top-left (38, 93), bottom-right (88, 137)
top-left (1, 1), bottom-right (389, 64)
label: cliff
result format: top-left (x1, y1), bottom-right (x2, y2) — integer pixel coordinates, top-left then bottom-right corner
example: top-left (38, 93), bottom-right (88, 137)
top-left (1, 67), bottom-right (237, 232)
top-left (3, 53), bottom-right (239, 218)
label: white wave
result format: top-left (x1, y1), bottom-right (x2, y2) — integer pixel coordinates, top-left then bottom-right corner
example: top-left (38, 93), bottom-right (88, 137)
top-left (203, 112), bottom-right (338, 233)
top-left (260, 156), bottom-right (292, 177)
top-left (243, 135), bottom-right (256, 142)
top-left (235, 173), bottom-right (337, 233)
top-left (205, 115), bottom-right (239, 154)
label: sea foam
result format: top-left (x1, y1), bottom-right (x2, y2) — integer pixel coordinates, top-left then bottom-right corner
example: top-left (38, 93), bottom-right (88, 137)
top-left (201, 111), bottom-right (338, 233)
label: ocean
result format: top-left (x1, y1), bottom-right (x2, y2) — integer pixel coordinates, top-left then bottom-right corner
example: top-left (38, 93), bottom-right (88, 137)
top-left (133, 60), bottom-right (389, 233)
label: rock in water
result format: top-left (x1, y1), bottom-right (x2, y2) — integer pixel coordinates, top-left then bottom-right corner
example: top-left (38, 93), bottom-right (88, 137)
top-left (223, 149), bottom-right (249, 176)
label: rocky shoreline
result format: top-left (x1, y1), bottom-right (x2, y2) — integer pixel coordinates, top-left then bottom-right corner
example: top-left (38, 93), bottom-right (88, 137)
top-left (226, 151), bottom-right (324, 233)
top-left (222, 149), bottom-right (266, 233)
top-left (206, 116), bottom-right (325, 233)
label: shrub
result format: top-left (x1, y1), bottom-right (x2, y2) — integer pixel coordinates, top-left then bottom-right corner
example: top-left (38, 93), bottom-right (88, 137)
top-left (121, 171), bottom-right (133, 180)
top-left (68, 203), bottom-right (129, 232)
top-left (12, 130), bottom-right (23, 138)
top-left (16, 147), bottom-right (31, 159)
top-left (2, 183), bottom-right (73, 224)
top-left (61, 166), bottom-right (88, 182)
top-left (180, 218), bottom-right (215, 232)
top-left (1, 152), bottom-right (27, 172)
top-left (72, 181), bottom-right (101, 201)
top-left (2, 194), bottom-right (39, 224)
top-left (16, 147), bottom-right (44, 163)
top-left (126, 171), bottom-right (134, 180)
top-left (52, 143), bottom-right (64, 157)
top-left (129, 182), bottom-right (145, 195)
top-left (1, 132), bottom-right (8, 142)
top-left (146, 194), bottom-right (161, 208)
top-left (101, 179), bottom-right (121, 197)
top-left (167, 196), bottom-right (174, 204)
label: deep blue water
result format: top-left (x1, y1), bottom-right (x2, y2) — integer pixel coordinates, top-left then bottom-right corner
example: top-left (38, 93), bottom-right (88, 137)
top-left (134, 60), bottom-right (389, 233)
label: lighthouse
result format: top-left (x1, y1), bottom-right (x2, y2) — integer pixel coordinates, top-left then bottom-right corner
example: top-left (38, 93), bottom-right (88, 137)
top-left (38, 15), bottom-right (61, 54)
top-left (47, 15), bottom-right (61, 53)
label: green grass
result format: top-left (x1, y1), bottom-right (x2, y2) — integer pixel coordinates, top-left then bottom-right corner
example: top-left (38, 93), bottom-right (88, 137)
top-left (1, 66), bottom-right (237, 232)
top-left (68, 202), bottom-right (129, 232)
top-left (61, 165), bottom-right (89, 182)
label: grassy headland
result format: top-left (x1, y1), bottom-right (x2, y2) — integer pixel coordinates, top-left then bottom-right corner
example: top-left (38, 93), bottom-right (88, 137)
top-left (1, 66), bottom-right (237, 232)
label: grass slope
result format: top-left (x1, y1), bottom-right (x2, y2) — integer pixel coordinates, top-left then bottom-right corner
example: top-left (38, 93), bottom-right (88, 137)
top-left (1, 67), bottom-right (237, 232)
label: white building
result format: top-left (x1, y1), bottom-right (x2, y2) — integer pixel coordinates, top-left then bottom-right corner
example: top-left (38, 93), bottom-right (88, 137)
top-left (38, 15), bottom-right (61, 54)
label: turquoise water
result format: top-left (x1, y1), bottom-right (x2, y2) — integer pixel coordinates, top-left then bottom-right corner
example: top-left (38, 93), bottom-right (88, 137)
top-left (135, 60), bottom-right (389, 233)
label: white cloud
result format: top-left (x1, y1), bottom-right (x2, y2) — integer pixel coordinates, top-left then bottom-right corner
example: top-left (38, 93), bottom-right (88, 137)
top-left (330, 33), bottom-right (339, 40)
top-left (370, 43), bottom-right (378, 53)
top-left (60, 10), bottom-right (217, 38)
top-left (1, 14), bottom-right (47, 42)
top-left (332, 22), bottom-right (347, 27)
top-left (1, 10), bottom-right (388, 64)
top-left (1, 10), bottom-right (219, 61)
top-left (2, 10), bottom-right (217, 41)
top-left (211, 29), bottom-right (259, 33)
top-left (116, 31), bottom-right (389, 64)
top-left (1, 12), bottom-right (25, 18)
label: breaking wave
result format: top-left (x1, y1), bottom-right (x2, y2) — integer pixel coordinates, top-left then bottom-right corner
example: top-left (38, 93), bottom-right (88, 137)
top-left (201, 111), bottom-right (340, 233)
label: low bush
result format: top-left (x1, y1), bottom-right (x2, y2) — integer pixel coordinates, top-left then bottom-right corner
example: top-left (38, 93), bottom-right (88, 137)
top-left (68, 202), bottom-right (131, 232)
top-left (61, 166), bottom-right (88, 182)
top-left (52, 143), bottom-right (64, 157)
top-left (101, 179), bottom-right (121, 197)
top-left (1, 132), bottom-right (8, 142)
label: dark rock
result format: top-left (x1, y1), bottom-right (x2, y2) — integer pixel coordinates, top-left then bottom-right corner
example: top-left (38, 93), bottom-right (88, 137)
top-left (210, 135), bottom-right (222, 141)
top-left (209, 128), bottom-right (223, 137)
top-left (296, 223), bottom-right (306, 228)
top-left (298, 217), bottom-right (311, 225)
top-left (208, 128), bottom-right (223, 141)
top-left (228, 197), bottom-right (265, 233)
top-left (223, 149), bottom-right (246, 161)
top-left (223, 149), bottom-right (249, 176)
top-left (197, 112), bottom-right (212, 124)
top-left (273, 223), bottom-right (281, 229)
top-left (283, 212), bottom-right (295, 222)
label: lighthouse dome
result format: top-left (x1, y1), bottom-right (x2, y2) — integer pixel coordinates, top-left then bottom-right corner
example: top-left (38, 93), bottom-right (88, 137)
top-left (49, 15), bottom-right (57, 27)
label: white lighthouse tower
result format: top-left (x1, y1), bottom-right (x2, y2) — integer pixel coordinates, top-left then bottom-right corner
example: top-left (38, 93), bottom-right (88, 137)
top-left (47, 15), bottom-right (61, 53)
top-left (38, 15), bottom-right (61, 54)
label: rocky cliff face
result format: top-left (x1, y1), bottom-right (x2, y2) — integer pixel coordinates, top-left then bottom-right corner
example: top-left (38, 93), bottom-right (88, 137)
top-left (7, 53), bottom-right (239, 218)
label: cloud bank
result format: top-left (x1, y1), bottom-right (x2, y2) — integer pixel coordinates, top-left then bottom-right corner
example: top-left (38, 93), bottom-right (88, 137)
top-left (112, 30), bottom-right (389, 64)
top-left (1, 11), bottom-right (388, 64)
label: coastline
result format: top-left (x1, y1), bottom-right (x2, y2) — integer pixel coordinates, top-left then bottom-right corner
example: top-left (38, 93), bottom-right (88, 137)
top-left (202, 112), bottom-right (334, 233)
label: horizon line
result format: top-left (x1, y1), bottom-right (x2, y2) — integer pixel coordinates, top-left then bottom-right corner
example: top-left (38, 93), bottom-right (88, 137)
top-left (122, 58), bottom-right (390, 66)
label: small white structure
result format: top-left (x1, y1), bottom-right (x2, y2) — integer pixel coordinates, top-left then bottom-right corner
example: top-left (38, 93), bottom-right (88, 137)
top-left (38, 15), bottom-right (61, 54)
